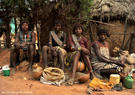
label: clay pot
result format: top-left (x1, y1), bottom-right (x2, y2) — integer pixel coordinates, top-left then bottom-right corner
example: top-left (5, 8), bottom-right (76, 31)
top-left (75, 72), bottom-right (89, 83)
top-left (78, 73), bottom-right (90, 83)
top-left (32, 64), bottom-right (43, 79)
top-left (77, 61), bottom-right (85, 72)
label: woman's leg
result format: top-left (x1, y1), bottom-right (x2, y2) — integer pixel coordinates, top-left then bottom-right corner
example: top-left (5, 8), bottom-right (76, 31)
top-left (57, 49), bottom-right (65, 71)
top-left (42, 46), bottom-right (50, 68)
top-left (28, 45), bottom-right (35, 69)
top-left (10, 47), bottom-right (19, 73)
top-left (71, 51), bottom-right (81, 80)
top-left (82, 52), bottom-right (94, 80)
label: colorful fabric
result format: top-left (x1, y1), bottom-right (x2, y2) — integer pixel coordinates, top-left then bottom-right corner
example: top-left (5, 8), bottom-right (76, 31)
top-left (52, 46), bottom-right (67, 65)
top-left (66, 51), bottom-right (78, 63)
top-left (68, 34), bottom-right (88, 51)
top-left (50, 31), bottom-right (64, 46)
top-left (19, 31), bottom-right (32, 43)
top-left (72, 34), bottom-right (81, 49)
top-left (92, 41), bottom-right (109, 59)
top-left (54, 46), bottom-right (67, 56)
top-left (50, 31), bottom-right (63, 46)
top-left (91, 61), bottom-right (122, 72)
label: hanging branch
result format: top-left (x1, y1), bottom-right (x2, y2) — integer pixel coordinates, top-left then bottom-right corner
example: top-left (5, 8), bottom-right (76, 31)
top-left (66, 17), bottom-right (120, 27)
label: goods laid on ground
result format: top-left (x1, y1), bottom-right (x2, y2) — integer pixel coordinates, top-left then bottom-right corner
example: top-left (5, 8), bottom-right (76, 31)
top-left (17, 61), bottom-right (29, 72)
top-left (32, 64), bottom-right (43, 79)
top-left (77, 61), bottom-right (85, 72)
top-left (109, 74), bottom-right (120, 85)
top-left (75, 72), bottom-right (90, 83)
top-left (40, 67), bottom-right (65, 86)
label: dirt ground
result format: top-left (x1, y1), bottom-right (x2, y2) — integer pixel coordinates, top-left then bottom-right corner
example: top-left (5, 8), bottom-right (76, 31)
top-left (0, 49), bottom-right (135, 95)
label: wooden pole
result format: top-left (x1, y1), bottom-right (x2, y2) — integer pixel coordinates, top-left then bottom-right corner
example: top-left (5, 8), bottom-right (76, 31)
top-left (121, 16), bottom-right (128, 49)
top-left (66, 17), bottom-right (119, 27)
top-left (89, 22), bottom-right (94, 42)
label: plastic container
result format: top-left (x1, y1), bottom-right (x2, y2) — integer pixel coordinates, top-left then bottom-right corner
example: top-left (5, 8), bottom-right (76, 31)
top-left (109, 74), bottom-right (120, 85)
top-left (3, 69), bottom-right (10, 76)
top-left (124, 75), bottom-right (134, 89)
top-left (2, 65), bottom-right (10, 76)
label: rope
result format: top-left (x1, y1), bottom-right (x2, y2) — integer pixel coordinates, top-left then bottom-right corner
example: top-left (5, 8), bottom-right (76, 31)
top-left (42, 67), bottom-right (64, 82)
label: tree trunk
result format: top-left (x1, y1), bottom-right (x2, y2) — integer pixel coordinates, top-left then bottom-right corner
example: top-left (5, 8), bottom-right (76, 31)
top-left (5, 18), bottom-right (11, 48)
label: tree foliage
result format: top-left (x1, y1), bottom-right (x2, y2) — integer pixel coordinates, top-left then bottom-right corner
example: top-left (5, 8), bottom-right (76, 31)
top-left (1, 0), bottom-right (94, 47)
top-left (1, 0), bottom-right (93, 21)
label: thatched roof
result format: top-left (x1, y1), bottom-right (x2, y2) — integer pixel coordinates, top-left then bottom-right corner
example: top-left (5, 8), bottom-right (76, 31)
top-left (90, 0), bottom-right (135, 22)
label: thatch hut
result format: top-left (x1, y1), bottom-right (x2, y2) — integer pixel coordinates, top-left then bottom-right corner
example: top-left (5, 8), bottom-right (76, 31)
top-left (90, 0), bottom-right (135, 53)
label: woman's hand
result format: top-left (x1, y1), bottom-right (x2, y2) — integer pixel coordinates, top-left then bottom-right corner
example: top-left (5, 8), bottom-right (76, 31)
top-left (61, 44), bottom-right (66, 48)
top-left (81, 47), bottom-right (90, 55)
top-left (20, 42), bottom-right (28, 49)
top-left (113, 60), bottom-right (125, 67)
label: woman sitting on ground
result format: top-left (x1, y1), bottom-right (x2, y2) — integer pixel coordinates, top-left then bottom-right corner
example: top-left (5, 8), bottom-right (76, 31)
top-left (91, 29), bottom-right (126, 78)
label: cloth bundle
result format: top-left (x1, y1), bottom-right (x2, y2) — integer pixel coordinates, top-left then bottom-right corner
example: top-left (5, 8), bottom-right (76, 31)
top-left (40, 67), bottom-right (65, 86)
